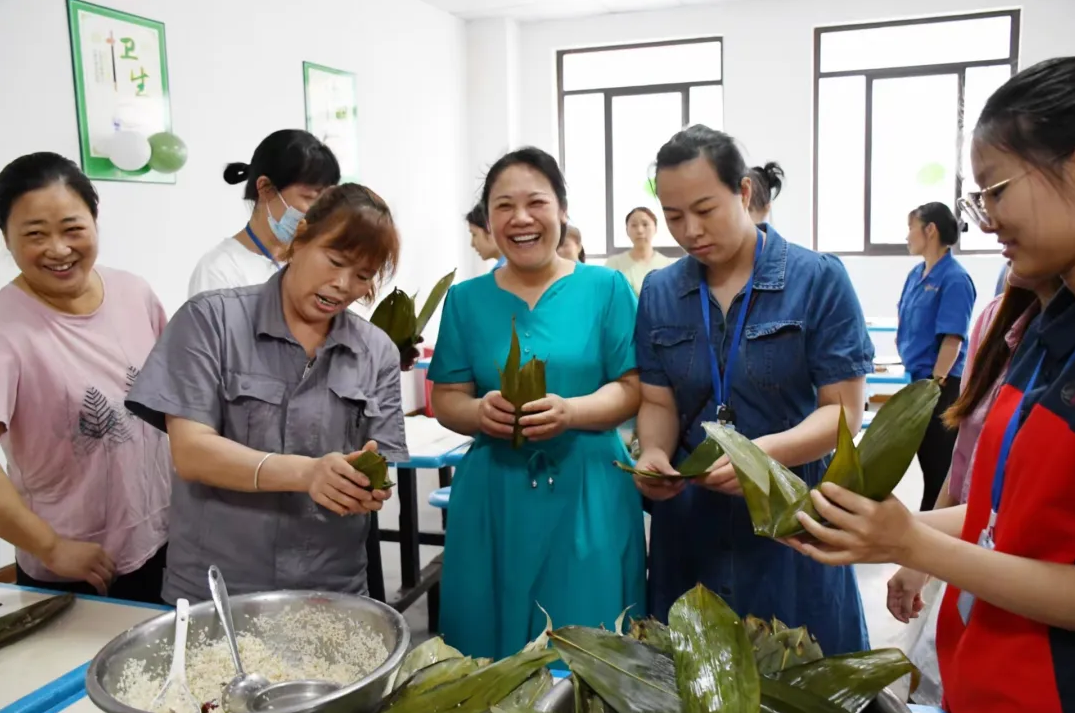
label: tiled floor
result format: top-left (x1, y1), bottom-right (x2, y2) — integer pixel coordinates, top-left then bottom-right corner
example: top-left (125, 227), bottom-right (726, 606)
top-left (375, 456), bottom-right (929, 651)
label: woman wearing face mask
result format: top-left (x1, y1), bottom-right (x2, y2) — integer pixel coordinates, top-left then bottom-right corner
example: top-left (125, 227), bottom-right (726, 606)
top-left (896, 203), bottom-right (976, 511)
top-left (127, 184), bottom-right (403, 603)
top-left (466, 202), bottom-right (505, 270)
top-left (0, 153), bottom-right (171, 603)
top-left (746, 162), bottom-right (784, 224)
top-left (633, 125), bottom-right (875, 655)
top-left (188, 129), bottom-right (340, 297)
top-left (428, 148), bottom-right (644, 659)
top-left (604, 208), bottom-right (673, 295)
top-left (784, 57), bottom-right (1075, 713)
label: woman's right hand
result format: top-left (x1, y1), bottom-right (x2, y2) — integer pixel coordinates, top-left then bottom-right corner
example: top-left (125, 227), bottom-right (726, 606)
top-left (41, 538), bottom-right (115, 595)
top-left (478, 390), bottom-right (516, 439)
top-left (887, 566), bottom-right (930, 623)
top-left (303, 453), bottom-right (386, 517)
top-left (632, 449), bottom-right (687, 502)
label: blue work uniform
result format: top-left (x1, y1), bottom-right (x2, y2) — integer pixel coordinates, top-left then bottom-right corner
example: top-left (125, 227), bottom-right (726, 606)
top-left (635, 225), bottom-right (875, 656)
top-left (896, 252), bottom-right (977, 381)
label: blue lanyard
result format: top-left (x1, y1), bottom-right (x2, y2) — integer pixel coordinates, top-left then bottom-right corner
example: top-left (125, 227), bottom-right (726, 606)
top-left (991, 346), bottom-right (1075, 516)
top-left (699, 229), bottom-right (764, 424)
top-left (245, 224), bottom-right (281, 270)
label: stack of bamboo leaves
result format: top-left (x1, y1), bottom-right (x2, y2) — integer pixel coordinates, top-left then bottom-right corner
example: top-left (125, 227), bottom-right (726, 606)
top-left (616, 379), bottom-right (941, 539)
top-left (377, 584), bottom-right (919, 713)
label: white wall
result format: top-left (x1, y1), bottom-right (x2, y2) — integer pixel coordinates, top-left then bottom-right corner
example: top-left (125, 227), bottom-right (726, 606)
top-left (0, 0), bottom-right (470, 568)
top-left (0, 0), bottom-right (469, 333)
top-left (510, 0), bottom-right (1075, 319)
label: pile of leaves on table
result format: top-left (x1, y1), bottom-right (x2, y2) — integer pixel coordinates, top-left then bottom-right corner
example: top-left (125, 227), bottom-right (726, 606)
top-left (376, 584), bottom-right (919, 713)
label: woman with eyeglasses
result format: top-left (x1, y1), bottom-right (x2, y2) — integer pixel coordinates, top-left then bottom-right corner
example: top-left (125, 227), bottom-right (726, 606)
top-left (783, 56), bottom-right (1075, 713)
top-left (895, 202), bottom-right (976, 511)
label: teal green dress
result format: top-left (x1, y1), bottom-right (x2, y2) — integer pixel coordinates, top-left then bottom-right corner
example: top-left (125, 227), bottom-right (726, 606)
top-left (428, 263), bottom-right (646, 660)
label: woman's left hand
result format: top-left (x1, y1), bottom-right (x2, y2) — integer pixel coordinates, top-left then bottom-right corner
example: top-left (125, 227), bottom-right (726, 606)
top-left (519, 394), bottom-right (575, 441)
top-left (695, 455), bottom-right (742, 495)
top-left (782, 482), bottom-right (918, 566)
top-left (400, 337), bottom-right (424, 372)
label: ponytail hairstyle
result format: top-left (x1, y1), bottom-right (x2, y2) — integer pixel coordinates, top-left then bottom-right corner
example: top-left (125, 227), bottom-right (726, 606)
top-left (910, 202), bottom-right (966, 247)
top-left (747, 161), bottom-right (784, 214)
top-left (285, 183), bottom-right (399, 304)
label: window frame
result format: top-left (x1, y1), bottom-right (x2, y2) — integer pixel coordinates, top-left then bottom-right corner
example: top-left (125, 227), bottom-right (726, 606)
top-left (811, 10), bottom-right (1021, 256)
top-left (557, 37), bottom-right (724, 259)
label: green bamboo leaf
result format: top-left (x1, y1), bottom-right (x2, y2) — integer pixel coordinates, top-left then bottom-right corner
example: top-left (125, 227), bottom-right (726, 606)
top-left (760, 677), bottom-right (846, 713)
top-left (498, 316), bottom-right (547, 449)
top-left (415, 269), bottom-right (457, 338)
top-left (773, 648), bottom-right (920, 713)
top-left (0, 593), bottom-right (75, 648)
top-left (625, 617), bottom-right (673, 656)
top-left (668, 584), bottom-right (760, 713)
top-left (550, 626), bottom-right (680, 713)
top-left (702, 423), bottom-right (810, 538)
top-left (380, 657), bottom-right (483, 710)
top-left (856, 379), bottom-right (941, 500)
top-left (370, 288), bottom-right (419, 351)
top-left (347, 450), bottom-right (394, 490)
top-left (388, 637), bottom-right (463, 691)
top-left (675, 438), bottom-right (724, 476)
top-left (500, 668), bottom-right (553, 709)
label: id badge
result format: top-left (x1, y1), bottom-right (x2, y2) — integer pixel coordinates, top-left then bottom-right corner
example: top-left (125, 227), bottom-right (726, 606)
top-left (958, 522), bottom-right (997, 624)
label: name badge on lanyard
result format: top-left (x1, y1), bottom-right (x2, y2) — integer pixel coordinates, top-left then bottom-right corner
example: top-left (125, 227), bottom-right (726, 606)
top-left (245, 224), bottom-right (282, 270)
top-left (699, 229), bottom-right (764, 429)
top-left (958, 349), bottom-right (1058, 625)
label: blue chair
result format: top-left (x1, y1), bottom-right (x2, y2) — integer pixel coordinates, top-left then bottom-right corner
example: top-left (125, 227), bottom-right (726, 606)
top-left (429, 486), bottom-right (451, 510)
top-left (861, 410), bottom-right (875, 431)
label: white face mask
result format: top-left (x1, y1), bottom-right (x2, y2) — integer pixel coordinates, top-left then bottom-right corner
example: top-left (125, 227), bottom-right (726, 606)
top-left (267, 191), bottom-right (304, 243)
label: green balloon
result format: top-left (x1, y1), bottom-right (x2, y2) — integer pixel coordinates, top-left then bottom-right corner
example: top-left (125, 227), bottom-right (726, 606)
top-left (147, 132), bottom-right (188, 174)
top-left (644, 177), bottom-right (657, 199)
top-left (916, 162), bottom-right (946, 186)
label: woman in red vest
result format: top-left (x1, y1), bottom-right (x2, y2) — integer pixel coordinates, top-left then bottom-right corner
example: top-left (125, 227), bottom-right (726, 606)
top-left (785, 56), bottom-right (1075, 713)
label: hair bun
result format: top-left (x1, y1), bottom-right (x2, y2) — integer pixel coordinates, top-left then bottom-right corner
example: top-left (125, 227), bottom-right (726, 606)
top-left (223, 162), bottom-right (250, 185)
top-left (958, 219), bottom-right (970, 233)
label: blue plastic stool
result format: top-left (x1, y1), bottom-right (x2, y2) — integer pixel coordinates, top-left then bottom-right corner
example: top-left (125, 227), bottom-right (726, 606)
top-left (908, 706), bottom-right (945, 713)
top-left (861, 410), bottom-right (875, 431)
top-left (429, 486), bottom-right (451, 510)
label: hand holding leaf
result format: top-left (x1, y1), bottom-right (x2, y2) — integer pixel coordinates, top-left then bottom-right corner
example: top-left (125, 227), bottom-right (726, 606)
top-left (497, 317), bottom-right (547, 448)
top-left (370, 270), bottom-right (456, 352)
top-left (478, 390), bottom-right (517, 440)
top-left (519, 394), bottom-right (573, 441)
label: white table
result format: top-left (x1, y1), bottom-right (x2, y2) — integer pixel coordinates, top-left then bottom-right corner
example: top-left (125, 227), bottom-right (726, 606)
top-left (0, 584), bottom-right (167, 713)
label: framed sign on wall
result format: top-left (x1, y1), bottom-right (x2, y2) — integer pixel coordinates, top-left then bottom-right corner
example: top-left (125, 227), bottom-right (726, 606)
top-left (67, 0), bottom-right (174, 183)
top-left (303, 62), bottom-right (360, 182)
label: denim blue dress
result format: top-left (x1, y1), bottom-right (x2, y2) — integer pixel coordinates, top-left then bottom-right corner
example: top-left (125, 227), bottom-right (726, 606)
top-left (635, 226), bottom-right (875, 656)
top-left (429, 264), bottom-right (647, 660)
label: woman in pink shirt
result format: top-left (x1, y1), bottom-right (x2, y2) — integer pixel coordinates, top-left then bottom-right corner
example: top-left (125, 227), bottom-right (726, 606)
top-left (0, 153), bottom-right (171, 603)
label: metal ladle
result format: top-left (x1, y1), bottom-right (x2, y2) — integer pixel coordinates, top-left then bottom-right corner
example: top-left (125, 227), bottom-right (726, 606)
top-left (250, 680), bottom-right (340, 711)
top-left (209, 566), bottom-right (270, 713)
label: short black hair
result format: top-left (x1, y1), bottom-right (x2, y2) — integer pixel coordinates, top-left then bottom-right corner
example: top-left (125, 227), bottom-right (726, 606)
top-left (625, 206), bottom-right (657, 225)
top-left (655, 124), bottom-right (747, 195)
top-left (0, 152), bottom-right (99, 233)
top-left (481, 147), bottom-right (568, 213)
top-left (223, 129), bottom-right (340, 202)
top-left (976, 56), bottom-right (1075, 181)
top-left (911, 202), bottom-right (965, 247)
top-left (464, 202), bottom-right (487, 229)
top-left (747, 162), bottom-right (784, 213)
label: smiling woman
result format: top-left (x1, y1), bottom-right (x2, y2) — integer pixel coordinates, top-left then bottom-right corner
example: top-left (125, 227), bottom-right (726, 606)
top-left (125, 183), bottom-right (407, 604)
top-left (0, 152), bottom-right (172, 604)
top-left (428, 147), bottom-right (645, 660)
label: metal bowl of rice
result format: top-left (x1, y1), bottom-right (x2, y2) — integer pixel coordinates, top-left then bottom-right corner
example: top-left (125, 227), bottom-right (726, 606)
top-left (86, 590), bottom-right (410, 713)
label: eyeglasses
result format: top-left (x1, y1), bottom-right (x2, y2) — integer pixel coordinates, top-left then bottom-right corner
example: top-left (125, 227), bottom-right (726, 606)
top-left (957, 171), bottom-right (1028, 230)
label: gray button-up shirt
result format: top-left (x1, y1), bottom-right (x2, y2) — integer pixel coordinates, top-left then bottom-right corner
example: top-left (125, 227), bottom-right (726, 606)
top-left (127, 270), bottom-right (408, 604)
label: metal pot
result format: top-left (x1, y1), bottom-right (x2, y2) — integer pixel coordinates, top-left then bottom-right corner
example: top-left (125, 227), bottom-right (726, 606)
top-left (86, 591), bottom-right (409, 713)
top-left (534, 677), bottom-right (911, 713)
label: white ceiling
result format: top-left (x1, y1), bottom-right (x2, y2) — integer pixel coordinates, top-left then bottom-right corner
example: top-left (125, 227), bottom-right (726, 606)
top-left (423, 0), bottom-right (731, 22)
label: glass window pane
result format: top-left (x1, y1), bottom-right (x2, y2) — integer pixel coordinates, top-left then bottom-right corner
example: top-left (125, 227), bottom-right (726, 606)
top-left (688, 85), bottom-right (723, 129)
top-left (611, 93), bottom-right (683, 250)
top-left (959, 64), bottom-right (1012, 251)
top-left (820, 16), bottom-right (1013, 73)
top-left (562, 93), bottom-right (607, 259)
top-left (817, 76), bottom-right (866, 253)
top-left (870, 74), bottom-right (960, 246)
top-left (563, 41), bottom-right (721, 92)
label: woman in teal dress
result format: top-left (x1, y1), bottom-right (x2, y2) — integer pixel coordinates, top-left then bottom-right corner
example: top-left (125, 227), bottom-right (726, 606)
top-left (429, 147), bottom-right (645, 660)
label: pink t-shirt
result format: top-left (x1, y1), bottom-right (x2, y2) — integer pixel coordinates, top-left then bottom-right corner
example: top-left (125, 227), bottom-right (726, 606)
top-left (0, 267), bottom-right (172, 581)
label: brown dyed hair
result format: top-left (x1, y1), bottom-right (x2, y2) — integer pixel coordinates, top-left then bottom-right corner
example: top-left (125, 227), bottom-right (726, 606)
top-left (943, 283), bottom-right (1042, 428)
top-left (286, 183), bottom-right (400, 303)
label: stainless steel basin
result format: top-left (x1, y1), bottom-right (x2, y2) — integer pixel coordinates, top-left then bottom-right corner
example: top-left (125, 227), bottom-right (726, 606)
top-left (86, 591), bottom-right (409, 713)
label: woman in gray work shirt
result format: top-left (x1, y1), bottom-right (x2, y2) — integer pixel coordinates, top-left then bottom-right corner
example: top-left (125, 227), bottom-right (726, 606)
top-left (127, 184), bottom-right (405, 603)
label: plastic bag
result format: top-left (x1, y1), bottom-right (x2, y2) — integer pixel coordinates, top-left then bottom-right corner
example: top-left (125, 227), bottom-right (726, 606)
top-left (894, 577), bottom-right (945, 707)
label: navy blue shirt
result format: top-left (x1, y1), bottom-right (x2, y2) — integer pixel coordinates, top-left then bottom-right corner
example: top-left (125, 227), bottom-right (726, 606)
top-left (896, 252), bottom-right (977, 381)
top-left (635, 225), bottom-right (875, 656)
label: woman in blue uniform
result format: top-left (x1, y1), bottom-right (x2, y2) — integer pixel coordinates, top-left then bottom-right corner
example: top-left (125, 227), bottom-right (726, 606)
top-left (633, 124), bottom-right (875, 655)
top-left (896, 203), bottom-right (976, 511)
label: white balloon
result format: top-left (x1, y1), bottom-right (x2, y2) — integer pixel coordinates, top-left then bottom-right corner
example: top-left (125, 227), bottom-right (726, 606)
top-left (107, 131), bottom-right (151, 172)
